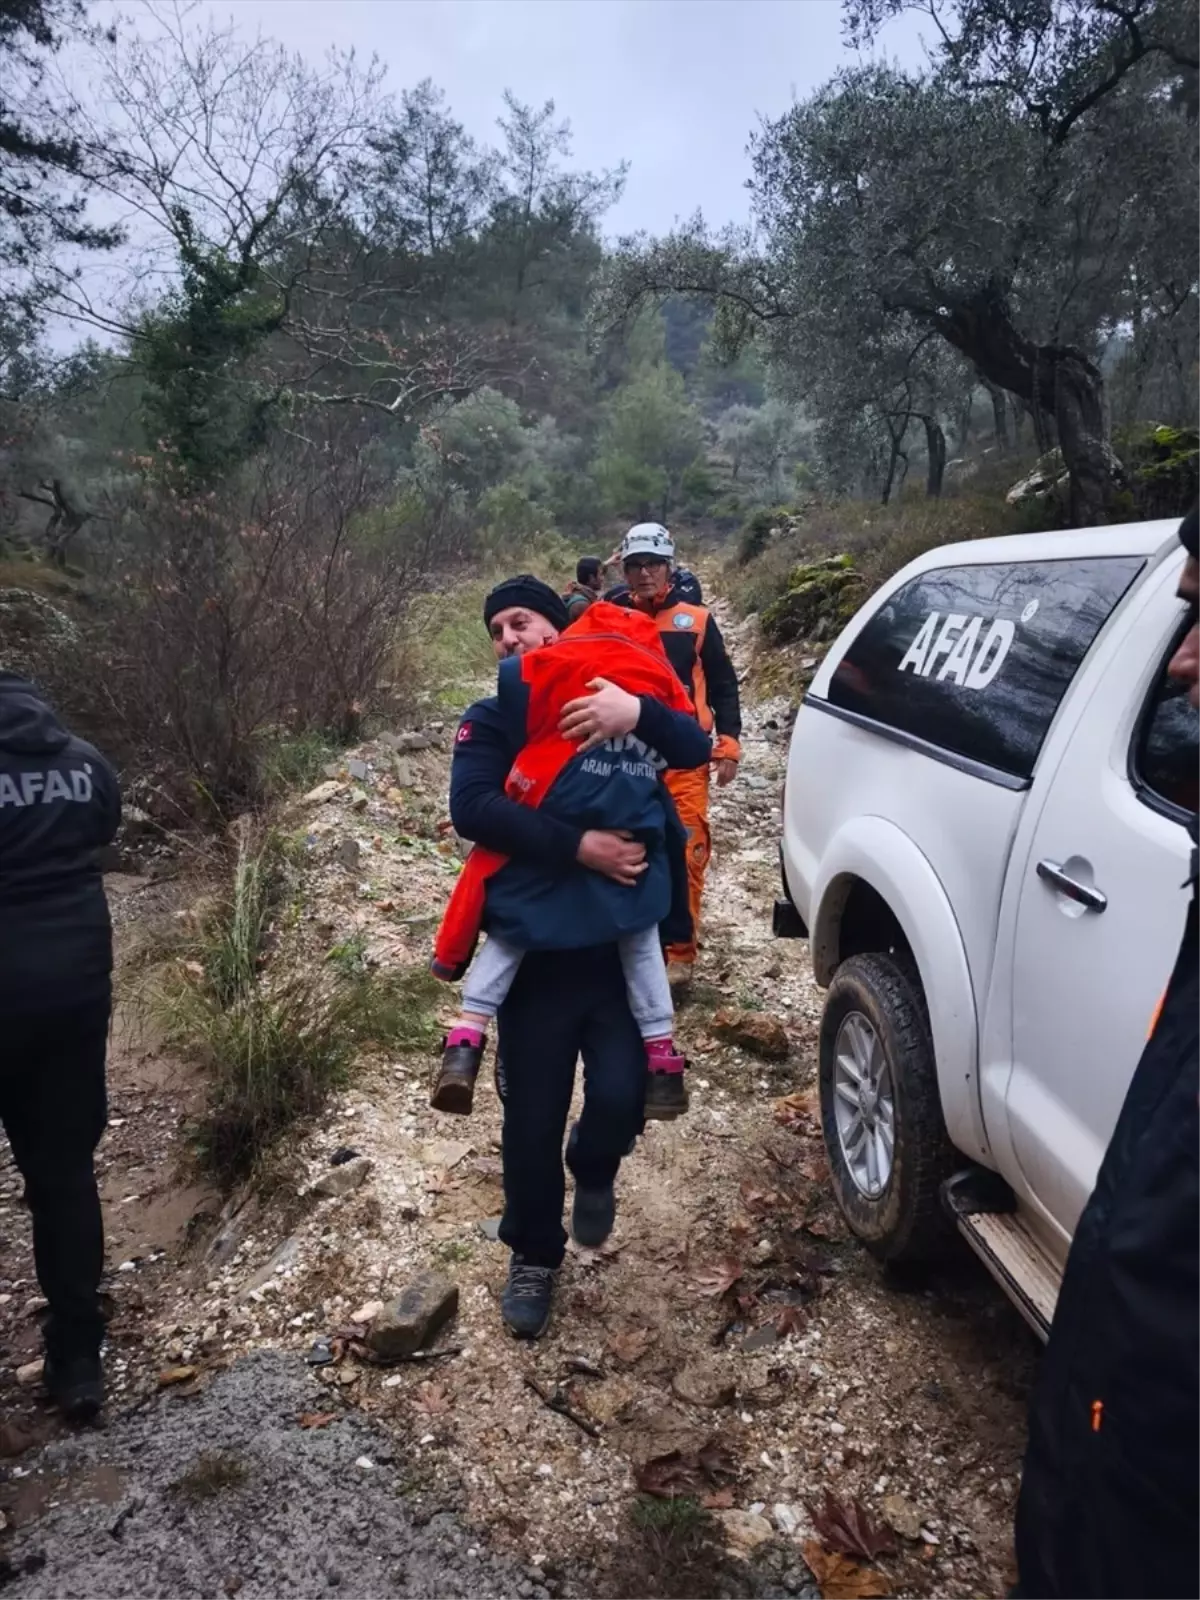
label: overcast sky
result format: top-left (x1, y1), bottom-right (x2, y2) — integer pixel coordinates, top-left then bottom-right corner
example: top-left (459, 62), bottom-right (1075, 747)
top-left (190, 0), bottom-right (927, 236)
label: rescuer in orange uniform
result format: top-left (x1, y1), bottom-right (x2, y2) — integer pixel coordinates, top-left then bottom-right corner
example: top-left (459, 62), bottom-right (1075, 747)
top-left (615, 523), bottom-right (741, 988)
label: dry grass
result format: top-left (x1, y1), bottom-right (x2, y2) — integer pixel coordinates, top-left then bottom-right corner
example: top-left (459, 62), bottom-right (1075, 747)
top-left (171, 1451), bottom-right (249, 1501)
top-left (154, 826), bottom-right (440, 1185)
top-left (726, 467), bottom-right (1056, 620)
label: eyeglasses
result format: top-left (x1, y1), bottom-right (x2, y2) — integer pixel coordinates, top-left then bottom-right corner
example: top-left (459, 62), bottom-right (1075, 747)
top-left (623, 557), bottom-right (666, 572)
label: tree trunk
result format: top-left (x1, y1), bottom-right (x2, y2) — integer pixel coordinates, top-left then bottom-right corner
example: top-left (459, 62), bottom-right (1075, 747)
top-left (982, 380), bottom-right (1010, 452)
top-left (1050, 353), bottom-right (1126, 526)
top-left (923, 417), bottom-right (946, 496)
top-left (936, 286), bottom-right (1126, 525)
top-left (881, 430), bottom-right (903, 505)
top-left (954, 395), bottom-right (973, 454)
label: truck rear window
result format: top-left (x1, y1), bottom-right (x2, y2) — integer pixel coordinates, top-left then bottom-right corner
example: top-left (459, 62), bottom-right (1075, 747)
top-left (825, 556), bottom-right (1145, 781)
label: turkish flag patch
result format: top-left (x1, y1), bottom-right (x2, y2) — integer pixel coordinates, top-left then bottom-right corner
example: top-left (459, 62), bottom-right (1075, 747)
top-left (455, 722), bottom-right (473, 744)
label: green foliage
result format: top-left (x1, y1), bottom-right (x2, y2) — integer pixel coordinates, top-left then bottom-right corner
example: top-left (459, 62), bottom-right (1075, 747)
top-left (478, 480), bottom-right (541, 550)
top-left (731, 490), bottom-right (1033, 624)
top-left (594, 362), bottom-right (704, 521)
top-left (680, 457), bottom-right (718, 515)
top-left (0, 0), bottom-right (122, 323)
top-left (593, 450), bottom-right (667, 522)
top-left (760, 555), bottom-right (863, 645)
top-left (631, 1496), bottom-right (709, 1535)
top-left (158, 828), bottom-right (439, 1184)
top-left (599, 1), bottom-right (1198, 525)
top-left (256, 730), bottom-right (341, 800)
top-left (737, 505), bottom-right (793, 566)
top-left (1115, 422), bottom-right (1199, 517)
top-left (172, 1451), bottom-right (249, 1501)
top-left (138, 221), bottom-right (286, 487)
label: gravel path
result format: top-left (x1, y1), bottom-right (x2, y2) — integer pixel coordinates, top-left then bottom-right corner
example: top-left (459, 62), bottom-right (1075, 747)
top-left (5, 1351), bottom-right (535, 1598)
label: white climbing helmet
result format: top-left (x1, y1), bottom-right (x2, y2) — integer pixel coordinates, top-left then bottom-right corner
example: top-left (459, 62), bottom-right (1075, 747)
top-left (620, 522), bottom-right (675, 563)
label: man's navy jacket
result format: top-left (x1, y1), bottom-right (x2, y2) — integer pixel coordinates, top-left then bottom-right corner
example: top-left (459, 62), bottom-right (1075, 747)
top-left (0, 674), bottom-right (121, 1014)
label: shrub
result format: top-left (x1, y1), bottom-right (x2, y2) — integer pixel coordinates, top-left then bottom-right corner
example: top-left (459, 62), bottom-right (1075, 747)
top-left (93, 431), bottom-right (419, 814)
top-left (158, 827), bottom-right (439, 1184)
top-left (736, 504), bottom-right (795, 566)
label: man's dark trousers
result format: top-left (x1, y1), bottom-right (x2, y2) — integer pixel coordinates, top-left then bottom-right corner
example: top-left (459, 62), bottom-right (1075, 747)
top-left (0, 993), bottom-right (109, 1361)
top-left (497, 945), bottom-right (644, 1267)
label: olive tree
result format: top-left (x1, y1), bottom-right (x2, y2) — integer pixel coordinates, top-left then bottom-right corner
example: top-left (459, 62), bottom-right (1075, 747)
top-left (597, 0), bottom-right (1198, 524)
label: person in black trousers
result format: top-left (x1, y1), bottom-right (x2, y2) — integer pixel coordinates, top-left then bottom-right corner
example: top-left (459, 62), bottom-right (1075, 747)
top-left (0, 673), bottom-right (120, 1419)
top-left (448, 576), bottom-right (707, 1337)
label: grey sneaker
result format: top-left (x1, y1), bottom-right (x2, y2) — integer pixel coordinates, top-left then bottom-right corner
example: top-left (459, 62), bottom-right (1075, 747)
top-left (501, 1257), bottom-right (556, 1338)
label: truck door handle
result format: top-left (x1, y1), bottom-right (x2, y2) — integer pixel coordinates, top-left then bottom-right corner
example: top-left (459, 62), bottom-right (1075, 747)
top-left (1036, 859), bottom-right (1107, 913)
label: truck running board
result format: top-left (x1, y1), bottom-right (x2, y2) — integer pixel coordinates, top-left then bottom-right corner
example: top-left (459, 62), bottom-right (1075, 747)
top-left (942, 1170), bottom-right (1060, 1342)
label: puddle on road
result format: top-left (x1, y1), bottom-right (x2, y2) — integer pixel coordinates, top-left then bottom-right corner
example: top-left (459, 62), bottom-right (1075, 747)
top-left (4, 1462), bottom-right (127, 1528)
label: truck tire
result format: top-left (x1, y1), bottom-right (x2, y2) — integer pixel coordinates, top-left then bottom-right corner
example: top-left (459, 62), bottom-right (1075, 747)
top-left (818, 952), bottom-right (955, 1262)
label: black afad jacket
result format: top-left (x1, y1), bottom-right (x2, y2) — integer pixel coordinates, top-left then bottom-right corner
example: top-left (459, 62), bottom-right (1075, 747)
top-left (0, 674), bottom-right (121, 1013)
top-left (1015, 855), bottom-right (1199, 1599)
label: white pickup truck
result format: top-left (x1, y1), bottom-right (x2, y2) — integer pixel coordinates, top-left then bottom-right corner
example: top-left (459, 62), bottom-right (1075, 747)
top-left (774, 518), bottom-right (1197, 1336)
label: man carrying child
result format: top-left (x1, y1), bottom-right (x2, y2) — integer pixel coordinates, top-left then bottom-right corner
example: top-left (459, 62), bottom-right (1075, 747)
top-left (429, 575), bottom-right (709, 1337)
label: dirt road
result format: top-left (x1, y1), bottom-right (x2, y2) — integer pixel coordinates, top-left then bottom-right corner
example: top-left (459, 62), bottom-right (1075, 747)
top-left (0, 606), bottom-right (1036, 1597)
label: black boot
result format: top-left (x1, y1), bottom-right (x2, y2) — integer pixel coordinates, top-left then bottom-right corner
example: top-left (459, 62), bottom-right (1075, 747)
top-left (44, 1351), bottom-right (104, 1422)
top-left (431, 1037), bottom-right (483, 1114)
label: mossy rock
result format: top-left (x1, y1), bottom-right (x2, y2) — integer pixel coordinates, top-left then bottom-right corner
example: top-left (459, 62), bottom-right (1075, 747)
top-left (1116, 423), bottom-right (1199, 518)
top-left (760, 555), bottom-right (863, 646)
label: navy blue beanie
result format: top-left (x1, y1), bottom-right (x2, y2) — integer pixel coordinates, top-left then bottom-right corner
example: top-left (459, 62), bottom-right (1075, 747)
top-left (483, 574), bottom-right (568, 633)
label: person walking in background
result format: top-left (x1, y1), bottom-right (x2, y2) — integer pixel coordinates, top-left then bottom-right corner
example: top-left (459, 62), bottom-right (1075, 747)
top-left (603, 542), bottom-right (704, 607)
top-left (442, 575), bottom-right (709, 1338)
top-left (615, 522), bottom-right (740, 991)
top-left (562, 556), bottom-right (604, 622)
top-left (1013, 506), bottom-right (1199, 1599)
top-left (0, 673), bottom-right (121, 1421)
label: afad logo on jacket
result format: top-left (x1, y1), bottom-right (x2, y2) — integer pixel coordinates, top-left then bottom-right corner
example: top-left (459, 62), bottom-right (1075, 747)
top-left (0, 763), bottom-right (95, 807)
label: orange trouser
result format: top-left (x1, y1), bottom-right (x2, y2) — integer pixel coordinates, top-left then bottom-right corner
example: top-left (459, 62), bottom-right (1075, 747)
top-left (665, 763), bottom-right (711, 965)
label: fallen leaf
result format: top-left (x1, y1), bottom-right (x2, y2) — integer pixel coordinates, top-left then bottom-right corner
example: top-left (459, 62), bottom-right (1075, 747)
top-left (635, 1450), bottom-right (700, 1499)
top-left (802, 1541), bottom-right (890, 1599)
top-left (774, 1092), bottom-right (817, 1127)
top-left (607, 1327), bottom-right (652, 1365)
top-left (424, 1168), bottom-right (449, 1194)
top-left (809, 1491), bottom-right (897, 1562)
top-left (775, 1305), bottom-right (809, 1338)
top-left (414, 1381), bottom-right (453, 1416)
top-left (297, 1411), bottom-right (339, 1430)
top-left (157, 1366), bottom-right (198, 1387)
top-left (692, 1256), bottom-right (744, 1299)
top-left (701, 1486), bottom-right (736, 1510)
top-left (697, 1437), bottom-right (738, 1485)
top-left (804, 1216), bottom-right (838, 1240)
top-left (636, 1436), bottom-right (738, 1499)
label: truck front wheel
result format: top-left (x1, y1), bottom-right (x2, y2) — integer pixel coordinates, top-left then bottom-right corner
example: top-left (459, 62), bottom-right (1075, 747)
top-left (818, 952), bottom-right (955, 1262)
